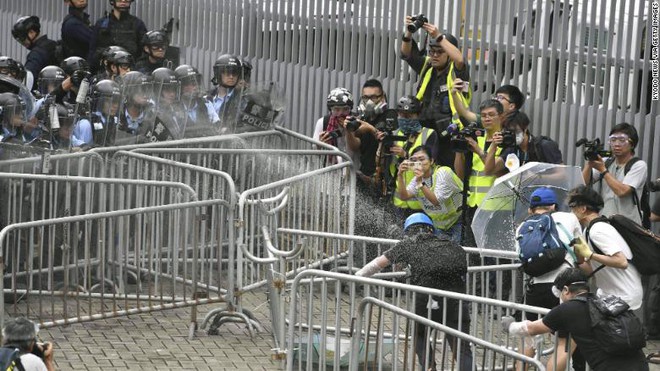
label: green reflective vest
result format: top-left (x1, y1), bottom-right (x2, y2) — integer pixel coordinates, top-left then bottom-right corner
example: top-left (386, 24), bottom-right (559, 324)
top-left (390, 127), bottom-right (434, 209)
top-left (467, 136), bottom-right (501, 207)
top-left (416, 59), bottom-right (471, 129)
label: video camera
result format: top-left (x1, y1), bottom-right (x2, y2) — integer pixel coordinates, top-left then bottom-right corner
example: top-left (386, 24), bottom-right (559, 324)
top-left (450, 123), bottom-right (484, 153)
top-left (407, 14), bottom-right (428, 33)
top-left (575, 138), bottom-right (612, 161)
top-left (377, 117), bottom-right (407, 154)
top-left (345, 111), bottom-right (363, 132)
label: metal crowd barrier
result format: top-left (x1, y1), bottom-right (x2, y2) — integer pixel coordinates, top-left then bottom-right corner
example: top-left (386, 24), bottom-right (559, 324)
top-left (285, 270), bottom-right (558, 371)
top-left (0, 149), bottom-right (105, 177)
top-left (0, 199), bottom-right (233, 338)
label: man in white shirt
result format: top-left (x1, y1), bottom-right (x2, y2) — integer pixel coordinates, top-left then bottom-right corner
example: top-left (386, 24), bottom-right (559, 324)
top-left (1, 317), bottom-right (55, 371)
top-left (568, 185), bottom-right (643, 310)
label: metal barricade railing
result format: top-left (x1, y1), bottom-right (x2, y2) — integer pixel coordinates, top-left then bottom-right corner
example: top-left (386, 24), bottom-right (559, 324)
top-left (201, 162), bottom-right (355, 335)
top-left (0, 173), bottom-right (198, 231)
top-left (0, 199), bottom-right (233, 338)
top-left (0, 150), bottom-right (105, 178)
top-left (286, 270), bottom-right (556, 371)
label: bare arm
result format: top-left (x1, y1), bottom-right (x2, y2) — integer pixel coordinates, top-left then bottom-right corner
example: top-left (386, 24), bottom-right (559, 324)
top-left (483, 132), bottom-right (505, 176)
top-left (546, 337), bottom-right (576, 371)
top-left (396, 162), bottom-right (413, 200)
top-left (400, 16), bottom-right (414, 58)
top-left (451, 81), bottom-right (477, 122)
top-left (591, 250), bottom-right (628, 269)
top-left (423, 23), bottom-right (465, 69)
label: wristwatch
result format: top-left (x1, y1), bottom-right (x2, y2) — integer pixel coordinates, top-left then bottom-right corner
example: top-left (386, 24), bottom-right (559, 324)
top-left (421, 180), bottom-right (431, 188)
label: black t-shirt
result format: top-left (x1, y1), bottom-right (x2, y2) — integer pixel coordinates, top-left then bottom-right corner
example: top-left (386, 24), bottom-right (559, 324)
top-left (384, 233), bottom-right (466, 291)
top-left (542, 298), bottom-right (648, 371)
top-left (359, 109), bottom-right (398, 176)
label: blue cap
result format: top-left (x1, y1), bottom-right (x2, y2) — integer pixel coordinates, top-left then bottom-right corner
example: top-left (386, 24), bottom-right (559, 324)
top-left (403, 213), bottom-right (434, 232)
top-left (529, 187), bottom-right (557, 207)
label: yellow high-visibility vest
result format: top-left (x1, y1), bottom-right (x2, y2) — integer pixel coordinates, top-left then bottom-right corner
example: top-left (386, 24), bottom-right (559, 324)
top-left (416, 59), bottom-right (471, 129)
top-left (390, 127), bottom-right (434, 209)
top-left (467, 136), bottom-right (501, 207)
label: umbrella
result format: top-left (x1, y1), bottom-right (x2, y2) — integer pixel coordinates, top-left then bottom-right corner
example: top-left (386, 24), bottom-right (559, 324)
top-left (470, 162), bottom-right (585, 252)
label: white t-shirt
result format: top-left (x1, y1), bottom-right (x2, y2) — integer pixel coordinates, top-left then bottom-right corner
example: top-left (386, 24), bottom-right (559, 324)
top-left (312, 116), bottom-right (358, 167)
top-left (592, 158), bottom-right (647, 224)
top-left (587, 221), bottom-right (643, 310)
top-left (515, 211), bottom-right (582, 284)
top-left (20, 353), bottom-right (47, 371)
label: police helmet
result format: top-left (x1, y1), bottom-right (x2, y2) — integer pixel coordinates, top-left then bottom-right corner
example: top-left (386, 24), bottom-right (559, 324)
top-left (151, 67), bottom-right (180, 99)
top-left (396, 95), bottom-right (422, 113)
top-left (121, 70), bottom-right (152, 101)
top-left (326, 88), bottom-right (354, 111)
top-left (0, 92), bottom-right (27, 127)
top-left (213, 54), bottom-right (241, 77)
top-left (142, 30), bottom-right (169, 48)
top-left (403, 213), bottom-right (434, 232)
top-left (108, 50), bottom-right (134, 67)
top-left (12, 16), bottom-right (40, 43)
top-left (91, 79), bottom-right (122, 113)
top-left (53, 103), bottom-right (76, 129)
top-left (37, 66), bottom-right (66, 95)
top-left (0, 57), bottom-right (21, 79)
top-left (61, 57), bottom-right (90, 77)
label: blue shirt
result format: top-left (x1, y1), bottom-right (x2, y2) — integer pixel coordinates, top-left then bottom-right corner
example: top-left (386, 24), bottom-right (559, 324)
top-left (72, 118), bottom-right (93, 147)
top-left (185, 100), bottom-right (220, 125)
top-left (211, 89), bottom-right (234, 116)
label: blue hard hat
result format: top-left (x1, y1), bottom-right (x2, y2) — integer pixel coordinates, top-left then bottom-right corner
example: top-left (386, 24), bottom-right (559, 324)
top-left (529, 187), bottom-right (557, 207)
top-left (403, 213), bottom-right (434, 232)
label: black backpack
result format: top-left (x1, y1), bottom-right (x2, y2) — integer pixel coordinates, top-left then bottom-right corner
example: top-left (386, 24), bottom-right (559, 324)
top-left (586, 214), bottom-right (660, 276)
top-left (599, 157), bottom-right (651, 229)
top-left (572, 294), bottom-right (646, 356)
top-left (529, 135), bottom-right (563, 164)
top-left (0, 346), bottom-right (24, 371)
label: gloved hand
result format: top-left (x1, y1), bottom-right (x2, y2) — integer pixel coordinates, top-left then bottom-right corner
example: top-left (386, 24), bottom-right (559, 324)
top-left (501, 315), bottom-right (516, 333)
top-left (71, 70), bottom-right (91, 87)
top-left (571, 236), bottom-right (592, 260)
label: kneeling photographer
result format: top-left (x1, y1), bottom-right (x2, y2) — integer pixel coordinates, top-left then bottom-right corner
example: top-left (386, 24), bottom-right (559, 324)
top-left (1, 317), bottom-right (55, 371)
top-left (483, 110), bottom-right (563, 176)
top-left (580, 123), bottom-right (648, 227)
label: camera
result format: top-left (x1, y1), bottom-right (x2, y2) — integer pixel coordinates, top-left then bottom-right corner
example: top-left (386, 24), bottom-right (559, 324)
top-left (377, 118), bottom-right (407, 154)
top-left (450, 123), bottom-right (484, 153)
top-left (407, 14), bottom-right (428, 33)
top-left (327, 129), bottom-right (342, 139)
top-left (499, 130), bottom-right (516, 148)
top-left (575, 138), bottom-right (612, 161)
top-left (649, 178), bottom-right (660, 192)
top-left (345, 115), bottom-right (362, 132)
top-left (31, 342), bottom-right (50, 359)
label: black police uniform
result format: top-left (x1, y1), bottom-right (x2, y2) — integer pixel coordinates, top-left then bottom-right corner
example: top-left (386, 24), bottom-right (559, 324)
top-left (25, 36), bottom-right (59, 87)
top-left (88, 12), bottom-right (147, 72)
top-left (61, 6), bottom-right (93, 59)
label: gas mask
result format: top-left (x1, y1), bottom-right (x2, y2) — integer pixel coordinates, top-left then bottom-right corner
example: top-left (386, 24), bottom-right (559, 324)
top-left (398, 118), bottom-right (422, 136)
top-left (357, 99), bottom-right (387, 119)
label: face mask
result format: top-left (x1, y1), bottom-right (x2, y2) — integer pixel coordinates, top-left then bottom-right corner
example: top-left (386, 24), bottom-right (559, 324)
top-left (398, 118), bottom-right (422, 135)
top-left (516, 132), bottom-right (524, 145)
top-left (358, 99), bottom-right (387, 118)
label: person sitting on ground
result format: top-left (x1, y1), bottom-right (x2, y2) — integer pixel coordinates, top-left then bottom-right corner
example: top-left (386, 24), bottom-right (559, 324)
top-left (1, 317), bottom-right (55, 371)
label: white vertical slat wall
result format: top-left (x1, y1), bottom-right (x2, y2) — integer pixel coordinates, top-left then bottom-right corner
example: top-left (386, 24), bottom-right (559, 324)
top-left (0, 0), bottom-right (658, 192)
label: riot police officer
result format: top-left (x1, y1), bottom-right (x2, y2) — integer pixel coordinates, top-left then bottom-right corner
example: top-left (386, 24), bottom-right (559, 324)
top-left (135, 30), bottom-right (172, 75)
top-left (12, 16), bottom-right (59, 90)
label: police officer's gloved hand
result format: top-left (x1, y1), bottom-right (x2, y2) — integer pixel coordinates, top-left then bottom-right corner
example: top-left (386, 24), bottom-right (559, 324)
top-left (71, 70), bottom-right (92, 88)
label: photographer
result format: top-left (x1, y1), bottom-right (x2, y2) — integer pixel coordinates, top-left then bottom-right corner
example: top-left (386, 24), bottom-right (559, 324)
top-left (454, 99), bottom-right (503, 246)
top-left (396, 146), bottom-right (463, 243)
top-left (1, 317), bottom-right (55, 371)
top-left (312, 87), bottom-right (360, 165)
top-left (400, 15), bottom-right (470, 169)
top-left (388, 95), bottom-right (439, 222)
top-left (581, 123), bottom-right (648, 226)
top-left (484, 110), bottom-right (563, 176)
top-left (451, 80), bottom-right (524, 125)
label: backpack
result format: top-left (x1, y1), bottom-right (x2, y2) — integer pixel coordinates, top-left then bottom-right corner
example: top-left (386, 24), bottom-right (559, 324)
top-left (0, 346), bottom-right (25, 371)
top-left (529, 135), bottom-right (563, 164)
top-left (599, 157), bottom-right (651, 229)
top-left (586, 214), bottom-right (660, 275)
top-left (517, 213), bottom-right (573, 277)
top-left (572, 294), bottom-right (646, 355)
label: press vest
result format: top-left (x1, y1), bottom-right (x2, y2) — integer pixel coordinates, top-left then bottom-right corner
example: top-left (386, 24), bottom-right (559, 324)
top-left (419, 166), bottom-right (463, 230)
top-left (416, 59), bottom-right (471, 129)
top-left (390, 127), bottom-right (434, 209)
top-left (467, 136), bottom-right (501, 207)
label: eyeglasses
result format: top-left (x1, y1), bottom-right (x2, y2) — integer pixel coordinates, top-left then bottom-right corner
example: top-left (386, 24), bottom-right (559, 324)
top-left (361, 94), bottom-right (382, 101)
top-left (608, 135), bottom-right (630, 144)
top-left (481, 112), bottom-right (499, 118)
top-left (330, 106), bottom-right (351, 114)
top-left (493, 95), bottom-right (511, 103)
top-left (428, 48), bottom-right (445, 56)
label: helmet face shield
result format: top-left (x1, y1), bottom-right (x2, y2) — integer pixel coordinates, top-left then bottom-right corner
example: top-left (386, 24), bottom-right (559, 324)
top-left (180, 74), bottom-right (203, 101)
top-left (0, 101), bottom-right (27, 130)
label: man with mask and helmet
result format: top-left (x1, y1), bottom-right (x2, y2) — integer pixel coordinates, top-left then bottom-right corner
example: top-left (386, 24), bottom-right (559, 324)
top-left (400, 17), bottom-right (471, 169)
top-left (0, 93), bottom-right (29, 144)
top-left (12, 16), bottom-right (59, 91)
top-left (62, 0), bottom-right (93, 59)
top-left (88, 79), bottom-right (122, 146)
top-left (388, 95), bottom-right (438, 222)
top-left (116, 70), bottom-right (154, 144)
top-left (206, 54), bottom-right (243, 130)
top-left (135, 30), bottom-right (172, 75)
top-left (312, 87), bottom-right (361, 166)
top-left (356, 212), bottom-right (473, 371)
top-left (88, 0), bottom-right (147, 74)
top-left (148, 67), bottom-right (182, 141)
top-left (105, 50), bottom-right (134, 82)
top-left (175, 64), bottom-right (220, 135)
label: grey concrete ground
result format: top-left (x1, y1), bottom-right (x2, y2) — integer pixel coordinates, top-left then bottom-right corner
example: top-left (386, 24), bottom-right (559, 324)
top-left (31, 290), bottom-right (660, 371)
